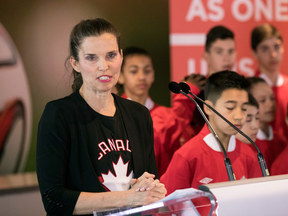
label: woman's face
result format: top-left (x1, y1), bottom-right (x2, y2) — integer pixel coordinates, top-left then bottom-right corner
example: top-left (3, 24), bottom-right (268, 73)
top-left (71, 33), bottom-right (122, 93)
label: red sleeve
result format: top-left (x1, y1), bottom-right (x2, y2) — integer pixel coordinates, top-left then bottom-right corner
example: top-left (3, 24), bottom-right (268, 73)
top-left (151, 83), bottom-right (200, 176)
top-left (160, 150), bottom-right (194, 195)
top-left (152, 83), bottom-right (200, 155)
top-left (271, 133), bottom-right (288, 162)
top-left (246, 146), bottom-right (264, 178)
top-left (271, 146), bottom-right (288, 175)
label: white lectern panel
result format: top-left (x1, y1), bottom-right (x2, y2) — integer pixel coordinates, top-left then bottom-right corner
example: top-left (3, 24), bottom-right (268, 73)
top-left (206, 174), bottom-right (288, 216)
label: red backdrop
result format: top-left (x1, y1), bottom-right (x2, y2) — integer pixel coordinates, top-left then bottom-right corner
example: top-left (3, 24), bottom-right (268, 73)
top-left (169, 0), bottom-right (288, 82)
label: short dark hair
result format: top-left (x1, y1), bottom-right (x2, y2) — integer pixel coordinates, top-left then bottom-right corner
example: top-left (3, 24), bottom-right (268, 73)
top-left (204, 71), bottom-right (250, 104)
top-left (248, 93), bottom-right (259, 109)
top-left (68, 18), bottom-right (121, 92)
top-left (251, 23), bottom-right (282, 51)
top-left (121, 46), bottom-right (153, 72)
top-left (205, 26), bottom-right (234, 52)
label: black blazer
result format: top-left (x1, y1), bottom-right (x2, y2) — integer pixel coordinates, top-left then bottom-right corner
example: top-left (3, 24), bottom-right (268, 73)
top-left (36, 92), bottom-right (158, 216)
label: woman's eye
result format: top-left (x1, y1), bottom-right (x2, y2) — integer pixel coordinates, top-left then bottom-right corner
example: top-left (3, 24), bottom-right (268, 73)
top-left (226, 107), bottom-right (234, 110)
top-left (242, 108), bottom-right (247, 112)
top-left (86, 56), bottom-right (95, 61)
top-left (108, 52), bottom-right (117, 58)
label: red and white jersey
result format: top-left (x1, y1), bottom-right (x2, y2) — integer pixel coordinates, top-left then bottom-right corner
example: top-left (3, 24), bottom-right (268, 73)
top-left (121, 83), bottom-right (201, 177)
top-left (150, 83), bottom-right (200, 177)
top-left (161, 124), bottom-right (262, 195)
top-left (121, 93), bottom-right (159, 112)
top-left (248, 126), bottom-right (287, 172)
top-left (256, 71), bottom-right (288, 141)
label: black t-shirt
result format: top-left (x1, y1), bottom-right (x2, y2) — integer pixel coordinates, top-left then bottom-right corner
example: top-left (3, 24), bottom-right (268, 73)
top-left (86, 102), bottom-right (133, 192)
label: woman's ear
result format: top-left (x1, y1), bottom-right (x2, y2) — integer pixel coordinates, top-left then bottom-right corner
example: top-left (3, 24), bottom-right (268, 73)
top-left (70, 57), bottom-right (80, 72)
top-left (204, 100), bottom-right (213, 116)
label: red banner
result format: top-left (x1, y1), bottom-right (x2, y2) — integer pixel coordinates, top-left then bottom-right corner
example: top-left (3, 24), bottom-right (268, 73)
top-left (170, 0), bottom-right (288, 82)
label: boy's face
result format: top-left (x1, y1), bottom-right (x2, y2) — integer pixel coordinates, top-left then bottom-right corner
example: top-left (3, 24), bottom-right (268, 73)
top-left (235, 105), bottom-right (259, 143)
top-left (204, 39), bottom-right (236, 76)
top-left (250, 82), bottom-right (276, 124)
top-left (119, 54), bottom-right (154, 97)
top-left (253, 37), bottom-right (284, 73)
top-left (205, 89), bottom-right (248, 137)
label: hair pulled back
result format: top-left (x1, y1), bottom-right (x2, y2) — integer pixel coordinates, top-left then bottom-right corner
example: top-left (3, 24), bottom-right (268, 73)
top-left (69, 18), bottom-right (121, 92)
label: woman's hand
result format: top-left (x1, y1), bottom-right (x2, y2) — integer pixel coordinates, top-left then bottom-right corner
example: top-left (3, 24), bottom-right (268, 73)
top-left (127, 172), bottom-right (167, 207)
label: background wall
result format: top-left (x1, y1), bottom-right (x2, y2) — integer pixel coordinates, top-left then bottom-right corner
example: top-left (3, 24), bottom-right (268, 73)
top-left (0, 0), bottom-right (170, 172)
top-left (170, 0), bottom-right (288, 82)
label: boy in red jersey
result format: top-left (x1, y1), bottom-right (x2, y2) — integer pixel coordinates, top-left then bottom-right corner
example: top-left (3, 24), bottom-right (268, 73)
top-left (118, 46), bottom-right (205, 177)
top-left (246, 77), bottom-right (287, 171)
top-left (271, 109), bottom-right (288, 175)
top-left (189, 26), bottom-right (237, 142)
top-left (251, 24), bottom-right (288, 141)
top-left (161, 71), bottom-right (262, 194)
top-left (203, 26), bottom-right (236, 76)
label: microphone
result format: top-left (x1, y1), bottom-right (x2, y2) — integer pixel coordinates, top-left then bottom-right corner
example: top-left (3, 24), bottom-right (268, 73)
top-left (168, 82), bottom-right (236, 181)
top-left (179, 82), bottom-right (269, 177)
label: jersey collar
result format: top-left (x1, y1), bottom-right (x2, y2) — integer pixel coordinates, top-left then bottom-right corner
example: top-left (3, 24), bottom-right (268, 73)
top-left (202, 125), bottom-right (236, 152)
top-left (256, 125), bottom-right (273, 141)
top-left (121, 93), bottom-right (155, 111)
top-left (259, 73), bottom-right (284, 87)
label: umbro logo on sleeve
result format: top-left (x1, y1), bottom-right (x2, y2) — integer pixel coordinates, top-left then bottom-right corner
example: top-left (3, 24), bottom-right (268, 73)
top-left (199, 177), bottom-right (213, 184)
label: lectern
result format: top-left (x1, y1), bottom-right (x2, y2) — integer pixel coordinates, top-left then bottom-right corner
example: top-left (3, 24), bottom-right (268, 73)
top-left (93, 188), bottom-right (217, 216)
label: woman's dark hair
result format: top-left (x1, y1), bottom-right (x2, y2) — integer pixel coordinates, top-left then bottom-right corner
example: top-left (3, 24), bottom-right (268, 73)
top-left (68, 18), bottom-right (121, 92)
top-left (251, 23), bottom-right (282, 51)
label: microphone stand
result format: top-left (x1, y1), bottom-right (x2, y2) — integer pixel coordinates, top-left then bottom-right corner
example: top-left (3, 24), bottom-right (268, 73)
top-left (179, 82), bottom-right (269, 177)
top-left (169, 82), bottom-right (235, 181)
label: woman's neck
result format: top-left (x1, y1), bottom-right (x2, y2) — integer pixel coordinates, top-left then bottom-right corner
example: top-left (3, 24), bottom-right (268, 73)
top-left (259, 122), bottom-right (270, 138)
top-left (79, 87), bottom-right (115, 116)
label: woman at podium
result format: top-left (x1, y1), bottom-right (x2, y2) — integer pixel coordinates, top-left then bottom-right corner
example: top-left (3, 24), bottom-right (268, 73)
top-left (36, 18), bottom-right (166, 216)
